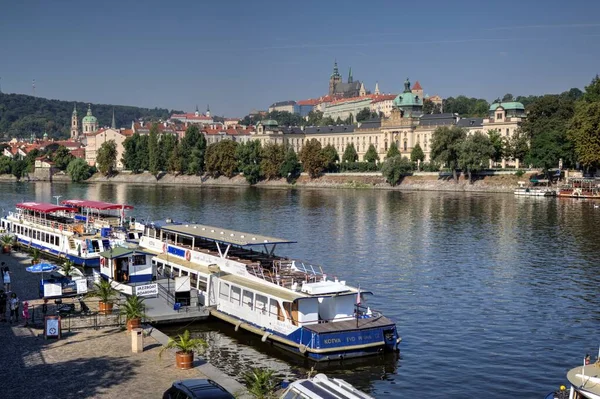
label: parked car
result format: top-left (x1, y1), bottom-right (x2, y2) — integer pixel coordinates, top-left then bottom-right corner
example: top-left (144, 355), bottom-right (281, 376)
top-left (163, 379), bottom-right (234, 399)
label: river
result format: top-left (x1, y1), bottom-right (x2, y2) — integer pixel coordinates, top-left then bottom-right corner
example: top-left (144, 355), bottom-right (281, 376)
top-left (2, 181), bottom-right (600, 398)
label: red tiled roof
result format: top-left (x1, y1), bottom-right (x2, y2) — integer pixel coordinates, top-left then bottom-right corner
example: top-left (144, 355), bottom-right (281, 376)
top-left (371, 94), bottom-right (397, 104)
top-left (412, 81), bottom-right (423, 90)
top-left (70, 148), bottom-right (85, 159)
top-left (297, 99), bottom-right (320, 106)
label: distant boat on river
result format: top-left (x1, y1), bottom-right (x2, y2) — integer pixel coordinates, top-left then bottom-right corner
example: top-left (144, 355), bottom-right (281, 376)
top-left (558, 177), bottom-right (600, 199)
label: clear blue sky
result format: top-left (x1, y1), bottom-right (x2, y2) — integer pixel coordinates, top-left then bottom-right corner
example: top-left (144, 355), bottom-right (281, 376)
top-left (0, 0), bottom-right (598, 117)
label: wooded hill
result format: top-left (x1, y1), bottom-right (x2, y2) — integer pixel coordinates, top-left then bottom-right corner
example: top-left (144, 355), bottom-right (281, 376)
top-left (0, 92), bottom-right (182, 140)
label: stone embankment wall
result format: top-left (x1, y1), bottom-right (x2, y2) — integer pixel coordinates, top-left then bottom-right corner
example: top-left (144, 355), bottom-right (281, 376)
top-left (15, 170), bottom-right (532, 193)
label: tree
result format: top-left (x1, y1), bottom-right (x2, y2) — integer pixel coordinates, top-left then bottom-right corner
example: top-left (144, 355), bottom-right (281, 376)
top-left (236, 140), bottom-right (262, 184)
top-left (458, 132), bottom-right (494, 183)
top-left (381, 156), bottom-right (412, 186)
top-left (505, 129), bottom-right (529, 165)
top-left (0, 155), bottom-right (12, 175)
top-left (160, 134), bottom-right (177, 172)
top-left (122, 133), bottom-right (141, 173)
top-left (364, 144), bottom-right (380, 163)
top-left (342, 143), bottom-right (358, 163)
top-left (430, 126), bottom-right (466, 181)
top-left (356, 108), bottom-right (376, 122)
top-left (52, 145), bottom-right (74, 170)
top-left (66, 158), bottom-right (92, 182)
top-left (410, 143), bottom-right (425, 170)
top-left (423, 99), bottom-right (435, 115)
top-left (306, 110), bottom-right (324, 126)
top-left (487, 129), bottom-right (504, 166)
top-left (137, 134), bottom-right (149, 171)
top-left (188, 132), bottom-right (207, 175)
top-left (568, 76), bottom-right (600, 171)
top-left (260, 143), bottom-right (286, 180)
top-left (148, 123), bottom-right (160, 178)
top-left (321, 144), bottom-right (339, 172)
top-left (11, 159), bottom-right (27, 180)
top-left (502, 93), bottom-right (514, 102)
top-left (521, 95), bottom-right (575, 172)
top-left (299, 139), bottom-right (326, 178)
top-left (386, 142), bottom-right (400, 159)
top-left (280, 148), bottom-right (301, 183)
top-left (96, 140), bottom-right (117, 176)
top-left (205, 140), bottom-right (238, 178)
top-left (321, 116), bottom-right (335, 126)
top-left (167, 140), bottom-right (183, 176)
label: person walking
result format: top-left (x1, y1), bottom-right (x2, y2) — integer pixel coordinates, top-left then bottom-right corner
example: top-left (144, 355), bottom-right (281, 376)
top-left (22, 301), bottom-right (29, 327)
top-left (9, 292), bottom-right (19, 323)
top-left (3, 267), bottom-right (11, 292)
top-left (0, 289), bottom-right (7, 322)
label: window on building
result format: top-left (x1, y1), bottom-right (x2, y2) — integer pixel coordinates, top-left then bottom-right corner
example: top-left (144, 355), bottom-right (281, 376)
top-left (404, 140), bottom-right (407, 151)
top-left (506, 128), bottom-right (510, 136)
top-left (496, 113), bottom-right (502, 120)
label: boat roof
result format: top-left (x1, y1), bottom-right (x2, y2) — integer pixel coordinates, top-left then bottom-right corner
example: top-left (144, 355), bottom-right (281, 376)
top-left (567, 363), bottom-right (600, 396)
top-left (61, 199), bottom-right (134, 210)
top-left (17, 202), bottom-right (77, 214)
top-left (98, 246), bottom-right (153, 259)
top-left (160, 223), bottom-right (296, 247)
top-left (220, 272), bottom-right (305, 302)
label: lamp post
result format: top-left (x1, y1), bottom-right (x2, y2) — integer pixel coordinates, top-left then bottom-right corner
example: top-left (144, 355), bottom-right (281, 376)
top-left (53, 195), bottom-right (62, 206)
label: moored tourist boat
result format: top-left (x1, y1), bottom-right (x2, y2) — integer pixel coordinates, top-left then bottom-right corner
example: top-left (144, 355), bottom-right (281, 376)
top-left (138, 221), bottom-right (401, 361)
top-left (558, 178), bottom-right (600, 199)
top-left (562, 358), bottom-right (600, 399)
top-left (0, 200), bottom-right (134, 267)
top-left (514, 181), bottom-right (556, 197)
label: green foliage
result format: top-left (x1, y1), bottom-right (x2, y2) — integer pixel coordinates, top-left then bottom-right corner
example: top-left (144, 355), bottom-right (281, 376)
top-left (122, 133), bottom-right (142, 173)
top-left (160, 134), bottom-right (177, 172)
top-left (582, 75), bottom-right (600, 103)
top-left (321, 144), bottom-right (339, 172)
top-left (137, 135), bottom-right (149, 171)
top-left (430, 126), bottom-right (467, 181)
top-left (168, 140), bottom-right (184, 176)
top-left (240, 111), bottom-right (304, 127)
top-left (205, 140), bottom-right (238, 178)
top-left (420, 161), bottom-right (441, 172)
top-left (356, 108), bottom-right (378, 122)
top-left (0, 155), bottom-right (11, 174)
top-left (120, 295), bottom-right (146, 320)
top-left (11, 159), bottom-right (27, 180)
top-left (260, 143), bottom-right (286, 180)
top-left (568, 99), bottom-right (600, 170)
top-left (386, 142), bottom-right (400, 159)
top-left (342, 143), bottom-right (358, 163)
top-left (66, 158), bottom-right (92, 182)
top-left (181, 125), bottom-right (206, 175)
top-left (189, 132), bottom-right (207, 175)
top-left (148, 123), bottom-right (160, 177)
top-left (236, 140), bottom-right (262, 184)
top-left (381, 156), bottom-right (412, 186)
top-left (422, 99), bottom-right (441, 114)
top-left (31, 247), bottom-right (41, 263)
top-left (410, 143), bottom-right (425, 165)
top-left (242, 367), bottom-right (279, 399)
top-left (442, 96), bottom-right (489, 117)
top-left (24, 148), bottom-right (40, 173)
top-left (299, 139), bottom-right (326, 178)
top-left (96, 140), bottom-right (118, 176)
top-left (487, 129), bottom-right (504, 164)
top-left (502, 93), bottom-right (514, 102)
top-left (94, 279), bottom-right (117, 304)
top-left (459, 132), bottom-right (494, 182)
top-left (514, 170), bottom-right (525, 177)
top-left (59, 260), bottom-right (83, 277)
top-left (160, 330), bottom-right (207, 356)
top-left (521, 95), bottom-right (575, 170)
top-left (505, 129), bottom-right (529, 162)
top-left (52, 145), bottom-right (74, 170)
top-left (339, 162), bottom-right (380, 172)
top-left (0, 92), bottom-right (177, 139)
top-left (364, 144), bottom-right (380, 163)
top-left (279, 148), bottom-right (301, 183)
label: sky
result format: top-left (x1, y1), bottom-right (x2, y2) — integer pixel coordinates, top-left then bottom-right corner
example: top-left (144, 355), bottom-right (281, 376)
top-left (0, 0), bottom-right (599, 118)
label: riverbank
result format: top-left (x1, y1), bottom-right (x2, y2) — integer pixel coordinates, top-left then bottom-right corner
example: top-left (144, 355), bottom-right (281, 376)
top-left (0, 170), bottom-right (535, 193)
top-left (0, 250), bottom-right (249, 399)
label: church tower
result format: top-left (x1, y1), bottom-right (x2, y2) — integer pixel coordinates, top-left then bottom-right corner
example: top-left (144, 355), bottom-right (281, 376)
top-left (375, 82), bottom-right (380, 95)
top-left (70, 103), bottom-right (79, 140)
top-left (205, 104), bottom-right (211, 118)
top-left (359, 82), bottom-right (366, 97)
top-left (82, 104), bottom-right (98, 134)
top-left (328, 60), bottom-right (342, 96)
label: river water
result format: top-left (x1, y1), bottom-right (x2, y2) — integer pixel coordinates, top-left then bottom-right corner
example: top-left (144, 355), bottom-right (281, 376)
top-left (2, 182), bottom-right (600, 398)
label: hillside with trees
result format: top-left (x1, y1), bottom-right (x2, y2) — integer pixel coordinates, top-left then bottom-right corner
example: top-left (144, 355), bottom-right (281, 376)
top-left (0, 92), bottom-right (182, 140)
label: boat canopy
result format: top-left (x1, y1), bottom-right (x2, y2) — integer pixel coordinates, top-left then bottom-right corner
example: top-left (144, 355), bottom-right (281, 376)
top-left (16, 202), bottom-right (77, 214)
top-left (61, 200), bottom-right (134, 211)
top-left (161, 223), bottom-right (296, 246)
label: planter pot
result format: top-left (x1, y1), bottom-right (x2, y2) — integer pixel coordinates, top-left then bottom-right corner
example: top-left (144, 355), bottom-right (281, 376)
top-left (126, 317), bottom-right (141, 331)
top-left (175, 351), bottom-right (194, 370)
top-left (2, 245), bottom-right (11, 254)
top-left (98, 301), bottom-right (114, 315)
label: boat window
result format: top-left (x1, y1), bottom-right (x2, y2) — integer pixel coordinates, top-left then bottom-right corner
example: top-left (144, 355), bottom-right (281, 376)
top-left (243, 290), bottom-right (253, 309)
top-left (255, 294), bottom-right (268, 314)
top-left (231, 286), bottom-right (241, 305)
top-left (270, 299), bottom-right (284, 321)
top-left (219, 282), bottom-right (230, 300)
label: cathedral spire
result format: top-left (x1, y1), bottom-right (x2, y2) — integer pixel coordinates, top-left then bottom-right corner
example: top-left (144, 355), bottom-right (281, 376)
top-left (375, 82), bottom-right (380, 95)
top-left (333, 60), bottom-right (339, 77)
top-left (359, 82), bottom-right (366, 97)
top-left (73, 103), bottom-right (77, 115)
top-left (111, 108), bottom-right (116, 129)
top-left (348, 67), bottom-right (353, 83)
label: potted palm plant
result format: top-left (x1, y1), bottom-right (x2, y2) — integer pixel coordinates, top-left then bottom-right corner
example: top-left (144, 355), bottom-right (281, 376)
top-left (31, 247), bottom-right (41, 265)
top-left (94, 279), bottom-right (117, 314)
top-left (120, 295), bottom-right (146, 331)
top-left (159, 330), bottom-right (207, 370)
top-left (1, 235), bottom-right (12, 253)
top-left (59, 260), bottom-right (84, 278)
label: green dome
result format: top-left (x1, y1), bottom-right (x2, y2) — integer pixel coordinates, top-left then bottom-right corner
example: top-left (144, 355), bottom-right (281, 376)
top-left (489, 101), bottom-right (524, 111)
top-left (393, 92), bottom-right (422, 108)
top-left (82, 115), bottom-right (97, 123)
top-left (258, 119), bottom-right (278, 127)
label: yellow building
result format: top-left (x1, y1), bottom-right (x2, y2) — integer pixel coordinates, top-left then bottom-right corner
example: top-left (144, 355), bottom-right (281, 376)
top-left (83, 128), bottom-right (131, 169)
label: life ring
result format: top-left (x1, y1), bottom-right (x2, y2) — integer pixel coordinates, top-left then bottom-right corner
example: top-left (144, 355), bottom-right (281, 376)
top-left (100, 258), bottom-right (105, 266)
top-left (52, 222), bottom-right (56, 229)
top-left (185, 250), bottom-right (191, 261)
top-left (59, 225), bottom-right (63, 232)
top-left (162, 243), bottom-right (167, 253)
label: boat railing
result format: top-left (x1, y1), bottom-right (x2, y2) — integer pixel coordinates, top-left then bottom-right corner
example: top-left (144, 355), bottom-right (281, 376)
top-left (15, 213), bottom-right (79, 233)
top-left (294, 307), bottom-right (383, 327)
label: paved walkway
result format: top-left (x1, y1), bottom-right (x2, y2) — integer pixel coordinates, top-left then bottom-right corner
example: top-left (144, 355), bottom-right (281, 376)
top-left (0, 250), bottom-right (249, 399)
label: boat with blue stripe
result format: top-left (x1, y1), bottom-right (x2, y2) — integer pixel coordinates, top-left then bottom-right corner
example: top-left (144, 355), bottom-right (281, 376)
top-left (140, 221), bottom-right (401, 361)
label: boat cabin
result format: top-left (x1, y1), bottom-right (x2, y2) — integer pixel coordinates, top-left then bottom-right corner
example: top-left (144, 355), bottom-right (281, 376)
top-left (99, 246), bottom-right (154, 284)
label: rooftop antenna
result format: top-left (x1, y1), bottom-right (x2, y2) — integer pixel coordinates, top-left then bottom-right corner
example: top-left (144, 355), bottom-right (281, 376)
top-left (53, 195), bottom-right (62, 205)
top-left (32, 79), bottom-right (35, 96)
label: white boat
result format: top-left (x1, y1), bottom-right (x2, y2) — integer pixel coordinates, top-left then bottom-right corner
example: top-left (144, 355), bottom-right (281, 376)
top-left (137, 221), bottom-right (401, 361)
top-left (280, 373), bottom-right (374, 399)
top-left (564, 361), bottom-right (600, 399)
top-left (0, 200), bottom-right (134, 267)
top-left (514, 181), bottom-right (556, 197)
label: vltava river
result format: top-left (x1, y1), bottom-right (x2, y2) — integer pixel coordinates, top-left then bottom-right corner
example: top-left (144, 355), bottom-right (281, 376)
top-left (2, 182), bottom-right (600, 398)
